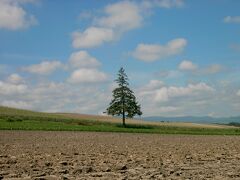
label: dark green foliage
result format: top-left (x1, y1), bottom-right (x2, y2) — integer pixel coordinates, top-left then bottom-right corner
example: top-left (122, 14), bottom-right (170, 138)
top-left (107, 67), bottom-right (142, 127)
top-left (228, 122), bottom-right (240, 127)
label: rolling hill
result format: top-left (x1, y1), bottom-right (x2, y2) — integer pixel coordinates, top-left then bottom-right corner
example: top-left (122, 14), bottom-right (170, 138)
top-left (0, 106), bottom-right (236, 129)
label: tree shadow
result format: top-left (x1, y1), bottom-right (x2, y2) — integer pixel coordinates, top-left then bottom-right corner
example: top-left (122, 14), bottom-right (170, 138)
top-left (116, 124), bottom-right (155, 129)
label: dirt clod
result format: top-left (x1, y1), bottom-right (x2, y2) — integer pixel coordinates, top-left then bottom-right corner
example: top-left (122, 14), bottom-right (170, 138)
top-left (0, 131), bottom-right (240, 179)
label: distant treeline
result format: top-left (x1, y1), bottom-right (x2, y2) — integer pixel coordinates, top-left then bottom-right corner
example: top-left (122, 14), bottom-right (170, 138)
top-left (228, 122), bottom-right (240, 127)
top-left (143, 116), bottom-right (240, 124)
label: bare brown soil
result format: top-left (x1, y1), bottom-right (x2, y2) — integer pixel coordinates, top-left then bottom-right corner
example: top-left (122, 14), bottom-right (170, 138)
top-left (0, 131), bottom-right (240, 180)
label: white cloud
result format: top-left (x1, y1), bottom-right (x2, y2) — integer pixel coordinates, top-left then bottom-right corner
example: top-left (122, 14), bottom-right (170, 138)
top-left (178, 61), bottom-right (223, 75)
top-left (0, 0), bottom-right (37, 30)
top-left (143, 80), bottom-right (164, 90)
top-left (22, 60), bottom-right (62, 75)
top-left (72, 1), bottom-right (142, 49)
top-left (132, 38), bottom-right (187, 62)
top-left (0, 79), bottom-right (112, 114)
top-left (154, 83), bottom-right (214, 102)
top-left (223, 16), bottom-right (240, 24)
top-left (136, 80), bottom-right (217, 116)
top-left (139, 80), bottom-right (164, 94)
top-left (237, 90), bottom-right (240, 96)
top-left (166, 83), bottom-right (214, 98)
top-left (96, 1), bottom-right (142, 33)
top-left (72, 27), bottom-right (114, 48)
top-left (1, 100), bottom-right (32, 109)
top-left (154, 87), bottom-right (169, 102)
top-left (139, 81), bottom-right (214, 102)
top-left (72, 0), bottom-right (185, 49)
top-left (6, 73), bottom-right (24, 84)
top-left (68, 68), bottom-right (108, 84)
top-left (0, 81), bottom-right (27, 95)
top-left (178, 60), bottom-right (198, 71)
top-left (0, 71), bottom-right (239, 117)
top-left (69, 51), bottom-right (101, 68)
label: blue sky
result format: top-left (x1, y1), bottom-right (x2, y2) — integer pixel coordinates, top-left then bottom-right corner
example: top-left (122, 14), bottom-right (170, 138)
top-left (0, 0), bottom-right (240, 117)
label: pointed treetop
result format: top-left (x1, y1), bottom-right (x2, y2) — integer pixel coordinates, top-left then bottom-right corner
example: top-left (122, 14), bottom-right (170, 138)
top-left (107, 67), bottom-right (142, 127)
top-left (115, 67), bottom-right (129, 87)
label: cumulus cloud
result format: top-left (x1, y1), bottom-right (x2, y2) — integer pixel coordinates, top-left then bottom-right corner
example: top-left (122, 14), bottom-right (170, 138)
top-left (95, 1), bottom-right (142, 33)
top-left (22, 60), bottom-right (63, 75)
top-left (0, 71), bottom-right (238, 117)
top-left (132, 38), bottom-right (187, 62)
top-left (68, 68), bottom-right (108, 84)
top-left (135, 80), bottom-right (218, 116)
top-left (72, 1), bottom-right (143, 49)
top-left (139, 80), bottom-right (164, 93)
top-left (0, 81), bottom-right (27, 95)
top-left (0, 79), bottom-right (112, 114)
top-left (1, 100), bottom-right (32, 109)
top-left (6, 73), bottom-right (24, 84)
top-left (72, 27), bottom-right (114, 48)
top-left (156, 83), bottom-right (214, 102)
top-left (69, 51), bottom-right (101, 68)
top-left (178, 60), bottom-right (224, 75)
top-left (0, 0), bottom-right (37, 30)
top-left (223, 16), bottom-right (240, 24)
top-left (72, 1), bottom-right (185, 49)
top-left (165, 83), bottom-right (214, 98)
top-left (178, 60), bottom-right (198, 71)
top-left (0, 70), bottom-right (26, 98)
top-left (139, 81), bottom-right (214, 102)
top-left (144, 79), bottom-right (164, 89)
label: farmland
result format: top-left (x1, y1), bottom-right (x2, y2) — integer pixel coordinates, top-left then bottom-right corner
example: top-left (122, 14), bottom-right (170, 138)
top-left (1, 106), bottom-right (240, 179)
top-left (0, 131), bottom-right (240, 179)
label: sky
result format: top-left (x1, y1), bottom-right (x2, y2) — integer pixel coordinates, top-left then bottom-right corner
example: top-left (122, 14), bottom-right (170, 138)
top-left (0, 0), bottom-right (240, 117)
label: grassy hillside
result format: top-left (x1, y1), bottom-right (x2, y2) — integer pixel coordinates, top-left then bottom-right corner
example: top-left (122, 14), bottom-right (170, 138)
top-left (0, 106), bottom-right (240, 135)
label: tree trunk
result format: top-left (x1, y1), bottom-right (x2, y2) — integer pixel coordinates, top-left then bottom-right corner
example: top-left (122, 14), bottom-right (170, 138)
top-left (122, 108), bottom-right (126, 127)
top-left (122, 88), bottom-right (126, 127)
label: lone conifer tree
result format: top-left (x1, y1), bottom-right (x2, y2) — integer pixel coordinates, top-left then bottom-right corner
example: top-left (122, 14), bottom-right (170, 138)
top-left (107, 67), bottom-right (142, 127)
